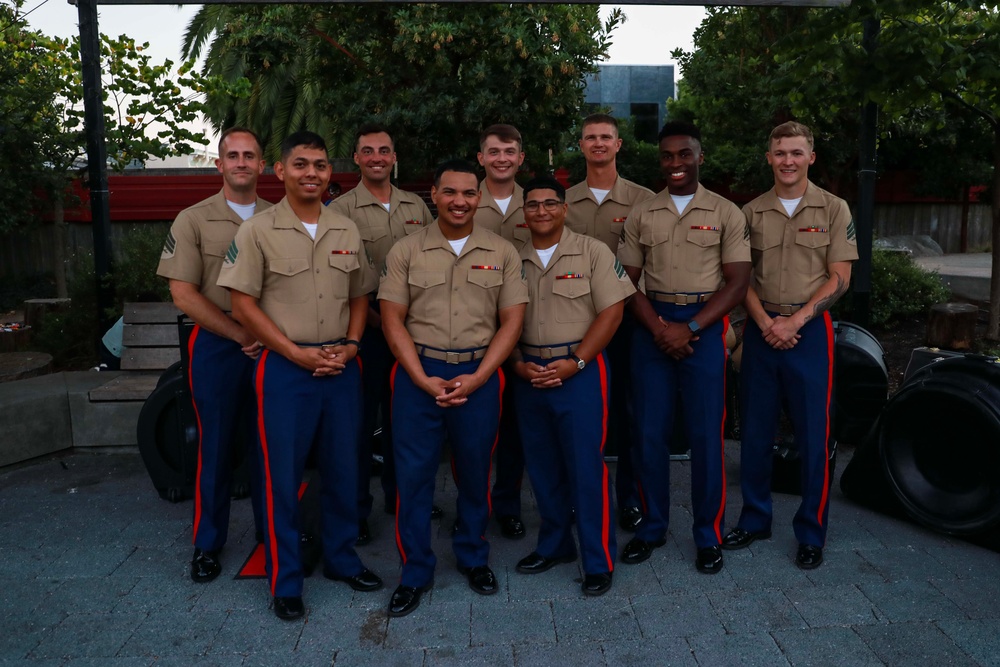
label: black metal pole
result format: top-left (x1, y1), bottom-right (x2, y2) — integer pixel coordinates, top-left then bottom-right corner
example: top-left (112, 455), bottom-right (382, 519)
top-left (77, 0), bottom-right (115, 335)
top-left (853, 14), bottom-right (878, 328)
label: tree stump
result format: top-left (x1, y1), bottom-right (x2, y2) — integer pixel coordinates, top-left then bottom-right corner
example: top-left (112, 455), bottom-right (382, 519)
top-left (926, 302), bottom-right (978, 351)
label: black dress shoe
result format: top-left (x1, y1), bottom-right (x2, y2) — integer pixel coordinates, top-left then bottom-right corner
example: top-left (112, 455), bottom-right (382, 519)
top-left (498, 515), bottom-right (526, 539)
top-left (619, 506), bottom-right (643, 533)
top-left (388, 583), bottom-right (432, 617)
top-left (323, 567), bottom-right (383, 592)
top-left (621, 537), bottom-right (667, 564)
top-left (516, 551), bottom-right (576, 574)
top-left (431, 505), bottom-right (443, 520)
top-left (273, 596), bottom-right (305, 620)
top-left (695, 546), bottom-right (724, 574)
top-left (357, 519), bottom-right (372, 546)
top-left (796, 544), bottom-right (823, 570)
top-left (721, 527), bottom-right (772, 550)
top-left (582, 572), bottom-right (613, 596)
top-left (190, 549), bottom-right (221, 583)
top-left (458, 565), bottom-right (498, 595)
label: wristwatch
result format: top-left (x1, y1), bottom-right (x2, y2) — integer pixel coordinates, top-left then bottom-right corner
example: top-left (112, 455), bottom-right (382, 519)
top-left (570, 354), bottom-right (586, 371)
top-left (687, 320), bottom-right (701, 335)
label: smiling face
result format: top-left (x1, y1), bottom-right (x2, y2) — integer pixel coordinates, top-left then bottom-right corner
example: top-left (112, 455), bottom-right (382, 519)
top-left (767, 135), bottom-right (816, 196)
top-left (431, 170), bottom-right (481, 238)
top-left (216, 131), bottom-right (264, 197)
top-left (354, 131), bottom-right (396, 186)
top-left (658, 134), bottom-right (703, 196)
top-left (579, 121), bottom-right (622, 168)
top-left (477, 135), bottom-right (524, 186)
top-left (274, 145), bottom-right (331, 206)
top-left (523, 187), bottom-right (567, 246)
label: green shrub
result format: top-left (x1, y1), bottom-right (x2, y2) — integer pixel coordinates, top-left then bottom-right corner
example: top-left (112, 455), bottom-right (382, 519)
top-left (114, 223), bottom-right (171, 305)
top-left (0, 272), bottom-right (55, 312)
top-left (33, 252), bottom-right (100, 369)
top-left (835, 249), bottom-right (951, 328)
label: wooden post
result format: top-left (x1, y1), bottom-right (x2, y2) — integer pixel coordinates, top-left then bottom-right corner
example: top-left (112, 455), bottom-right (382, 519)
top-left (926, 302), bottom-right (978, 350)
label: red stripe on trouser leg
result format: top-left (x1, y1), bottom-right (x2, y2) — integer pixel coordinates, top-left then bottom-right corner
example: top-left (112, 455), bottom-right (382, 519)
top-left (596, 354), bottom-right (613, 573)
top-left (254, 350), bottom-right (281, 596)
top-left (188, 325), bottom-right (205, 544)
top-left (710, 316), bottom-right (730, 543)
top-left (817, 312), bottom-right (835, 527)
top-left (389, 362), bottom-right (406, 566)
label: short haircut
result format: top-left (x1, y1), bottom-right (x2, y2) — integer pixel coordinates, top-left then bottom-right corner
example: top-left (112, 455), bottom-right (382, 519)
top-left (581, 113), bottom-right (619, 134)
top-left (280, 131), bottom-right (327, 161)
top-left (658, 121), bottom-right (702, 144)
top-left (522, 175), bottom-right (566, 202)
top-left (479, 124), bottom-right (522, 151)
top-left (433, 158), bottom-right (479, 187)
top-left (769, 121), bottom-right (814, 150)
top-left (218, 127), bottom-right (263, 157)
top-left (354, 123), bottom-right (394, 151)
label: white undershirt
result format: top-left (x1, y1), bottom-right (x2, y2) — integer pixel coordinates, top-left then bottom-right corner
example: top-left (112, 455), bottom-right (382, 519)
top-left (301, 221), bottom-right (318, 239)
top-left (227, 200), bottom-right (256, 221)
top-left (590, 188), bottom-right (610, 204)
top-left (448, 236), bottom-right (470, 256)
top-left (535, 244), bottom-right (558, 268)
top-left (382, 202), bottom-right (391, 212)
top-left (778, 196), bottom-right (802, 217)
top-left (671, 193), bottom-right (695, 215)
top-left (495, 195), bottom-right (512, 215)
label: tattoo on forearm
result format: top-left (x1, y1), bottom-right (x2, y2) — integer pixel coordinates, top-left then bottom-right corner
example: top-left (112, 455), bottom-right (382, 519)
top-left (805, 274), bottom-right (849, 322)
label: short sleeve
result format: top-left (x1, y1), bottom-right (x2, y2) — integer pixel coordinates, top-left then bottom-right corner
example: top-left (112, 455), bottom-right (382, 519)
top-left (216, 221), bottom-right (264, 298)
top-left (589, 242), bottom-right (636, 313)
top-left (616, 205), bottom-right (646, 268)
top-left (377, 240), bottom-right (412, 306)
top-left (497, 242), bottom-right (529, 310)
top-left (827, 198), bottom-right (859, 264)
top-left (156, 211), bottom-right (203, 284)
top-left (720, 202), bottom-right (752, 264)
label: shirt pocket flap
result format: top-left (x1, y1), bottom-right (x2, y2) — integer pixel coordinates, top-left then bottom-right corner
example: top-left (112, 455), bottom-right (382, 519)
top-left (551, 279), bottom-right (592, 300)
top-left (467, 269), bottom-right (504, 289)
top-left (686, 228), bottom-right (722, 248)
top-left (795, 230), bottom-right (831, 249)
top-left (408, 270), bottom-right (447, 289)
top-left (268, 257), bottom-right (310, 276)
top-left (328, 253), bottom-right (361, 272)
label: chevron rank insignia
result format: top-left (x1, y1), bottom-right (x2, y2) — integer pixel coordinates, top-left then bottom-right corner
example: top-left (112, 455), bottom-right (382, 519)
top-left (614, 259), bottom-right (626, 280)
top-left (846, 218), bottom-right (857, 241)
top-left (224, 240), bottom-right (239, 266)
top-left (160, 231), bottom-right (176, 259)
top-left (744, 222), bottom-right (751, 241)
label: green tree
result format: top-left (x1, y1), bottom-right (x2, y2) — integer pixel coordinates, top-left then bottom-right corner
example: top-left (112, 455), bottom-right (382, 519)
top-left (1, 0), bottom-right (235, 297)
top-left (671, 2), bottom-right (1000, 338)
top-left (183, 4), bottom-right (623, 174)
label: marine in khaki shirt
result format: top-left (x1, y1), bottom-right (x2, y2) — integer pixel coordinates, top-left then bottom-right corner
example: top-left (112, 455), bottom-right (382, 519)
top-left (217, 131), bottom-right (382, 621)
top-left (219, 196), bottom-right (376, 344)
top-left (476, 124), bottom-right (529, 250)
top-left (616, 122), bottom-right (750, 577)
top-left (377, 160), bottom-right (527, 619)
top-left (158, 189), bottom-right (272, 312)
top-left (742, 182), bottom-right (858, 308)
top-left (565, 176), bottom-right (654, 253)
top-left (331, 124), bottom-right (432, 270)
top-left (155, 127), bottom-right (270, 586)
top-left (725, 122), bottom-right (858, 570)
top-left (617, 183), bottom-right (750, 297)
top-left (509, 175), bottom-right (634, 597)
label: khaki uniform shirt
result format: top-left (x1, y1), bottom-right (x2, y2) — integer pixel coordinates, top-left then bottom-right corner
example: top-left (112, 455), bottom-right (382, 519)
top-left (217, 197), bottom-right (377, 344)
top-left (565, 176), bottom-right (655, 252)
top-left (742, 182), bottom-right (859, 305)
top-left (520, 227), bottom-right (635, 347)
top-left (156, 190), bottom-right (272, 311)
top-left (617, 184), bottom-right (750, 294)
top-left (477, 181), bottom-right (530, 250)
top-left (378, 223), bottom-right (528, 350)
top-left (330, 183), bottom-right (432, 270)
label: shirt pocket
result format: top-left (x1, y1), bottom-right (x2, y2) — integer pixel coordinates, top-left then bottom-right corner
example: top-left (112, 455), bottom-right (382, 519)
top-left (408, 270), bottom-right (449, 324)
top-left (639, 225), bottom-right (671, 276)
top-left (267, 257), bottom-right (311, 303)
top-left (793, 229), bottom-right (831, 277)
top-left (466, 268), bottom-right (503, 319)
top-left (551, 279), bottom-right (593, 323)
top-left (750, 222), bottom-right (783, 282)
top-left (685, 227), bottom-right (721, 273)
top-left (402, 220), bottom-right (424, 235)
top-left (203, 242), bottom-right (230, 258)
